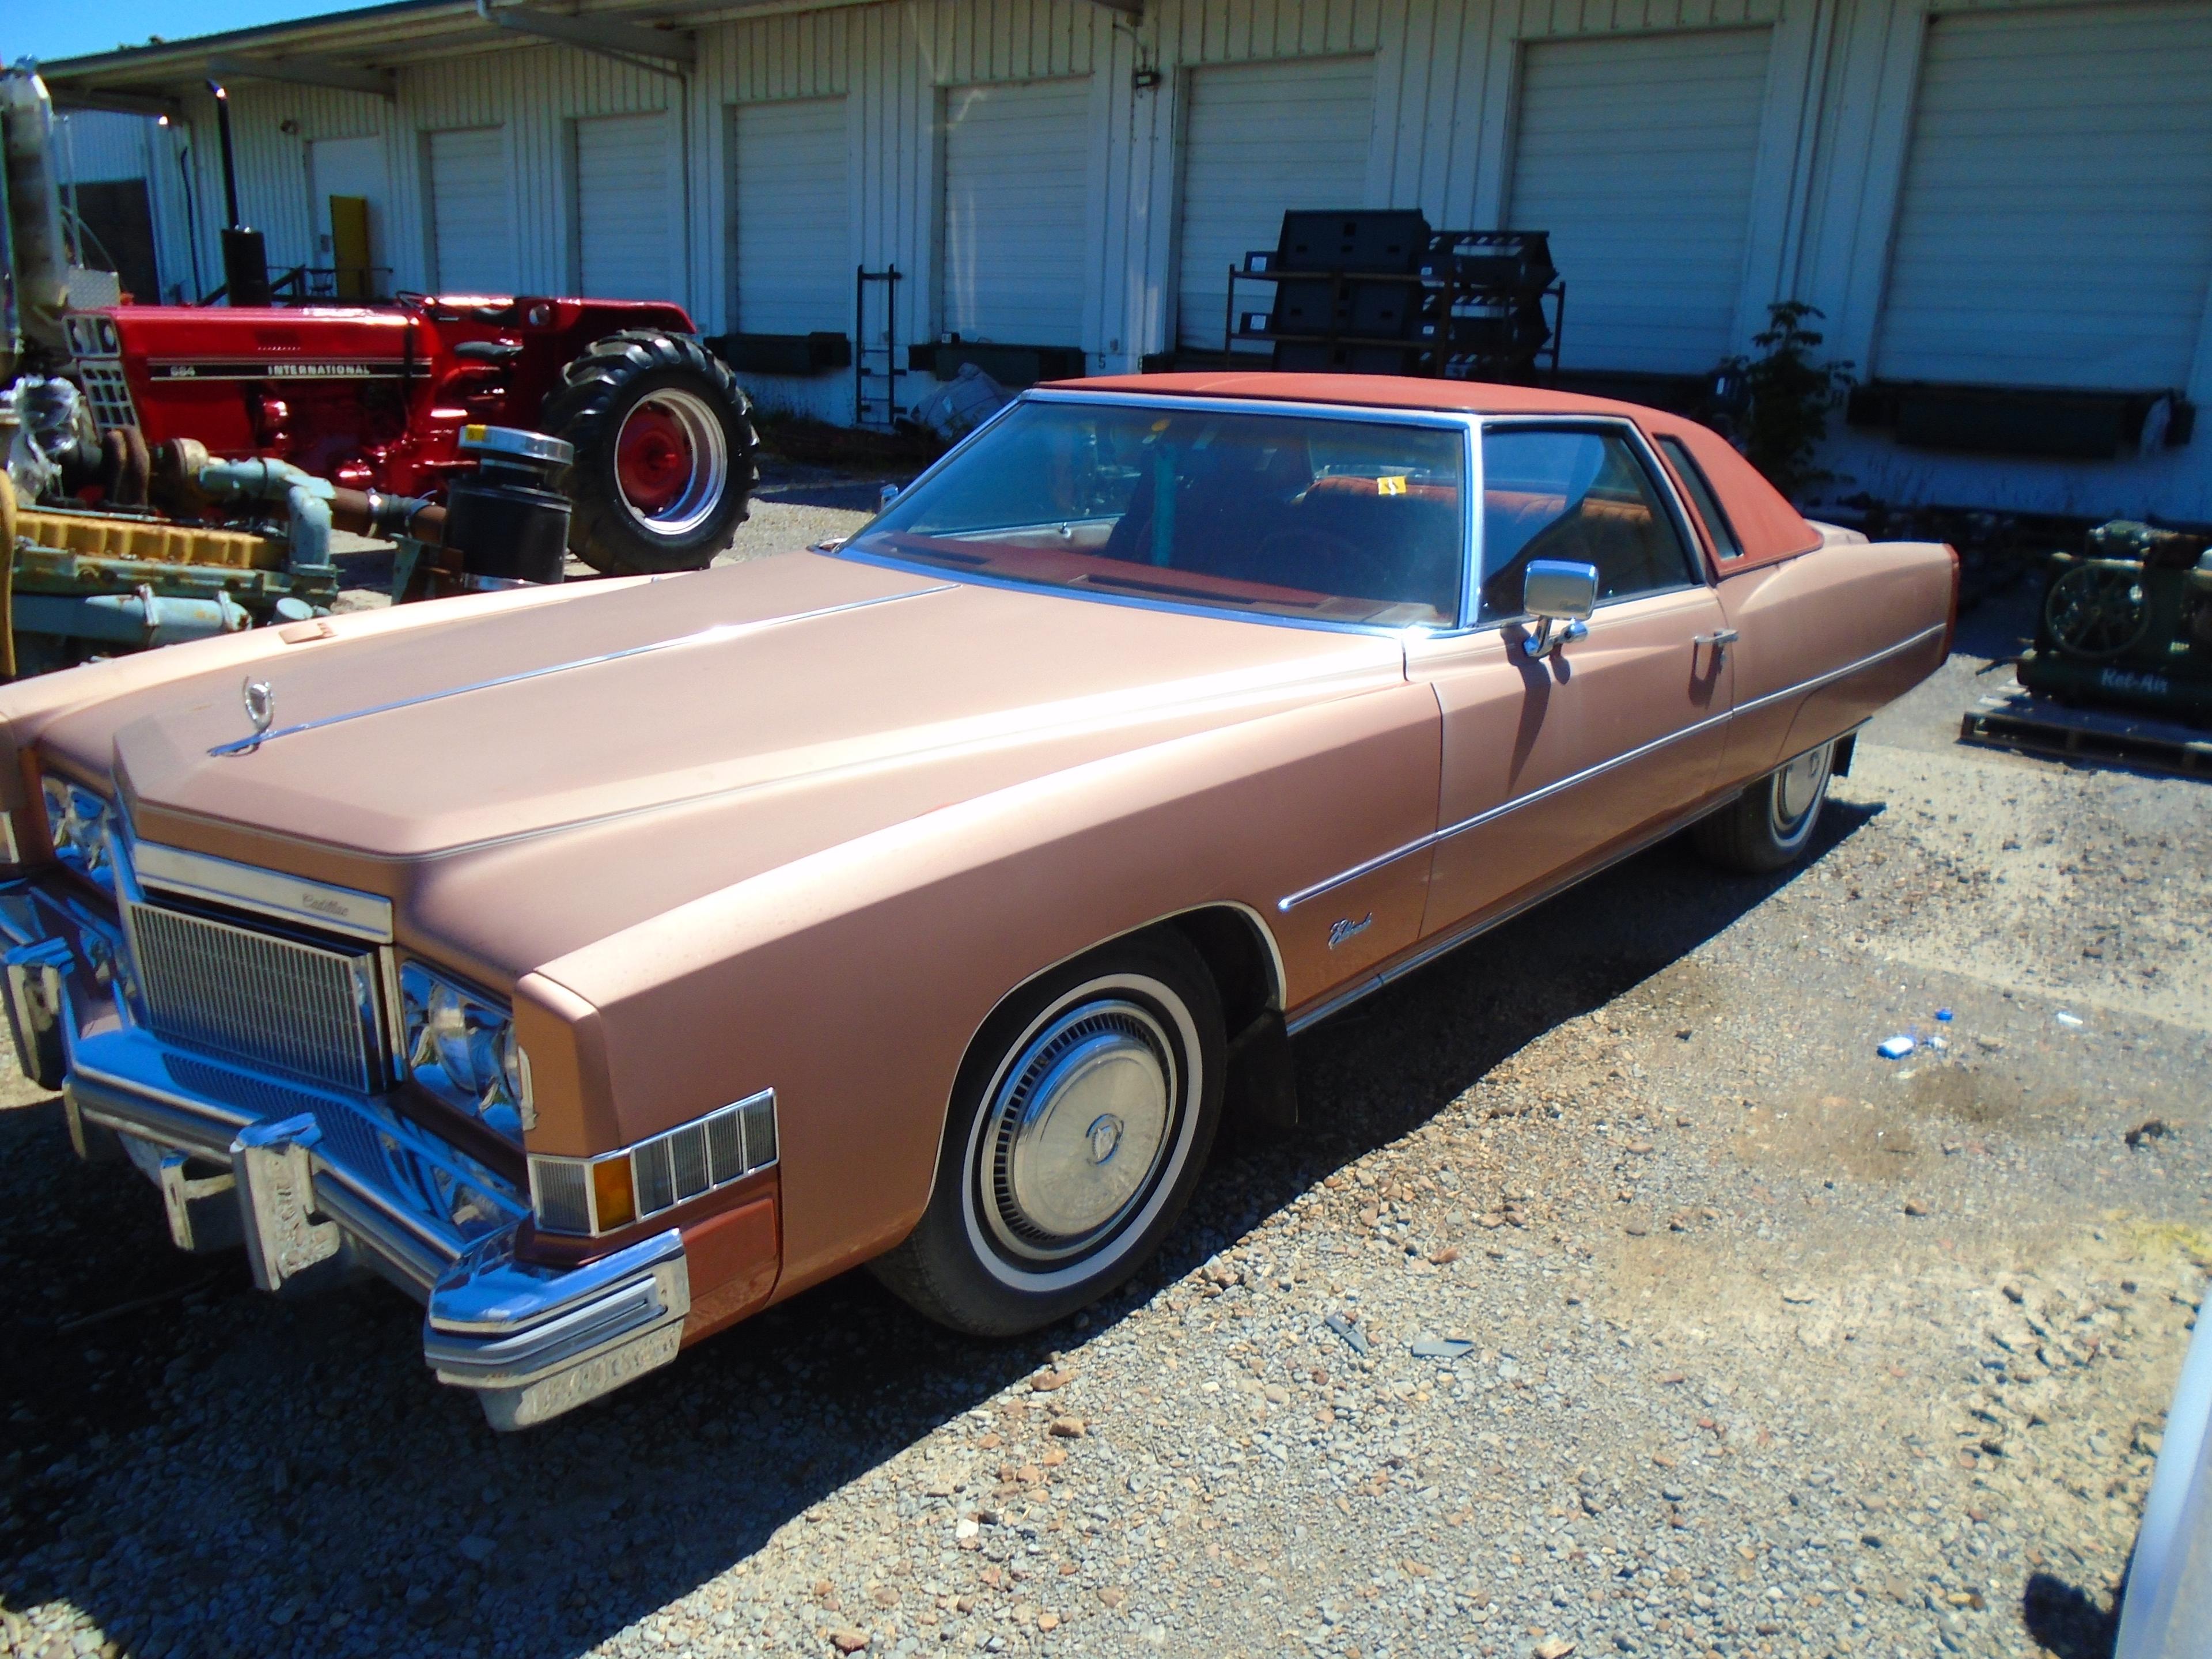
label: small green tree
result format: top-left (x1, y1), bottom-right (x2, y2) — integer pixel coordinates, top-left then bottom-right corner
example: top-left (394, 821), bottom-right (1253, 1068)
top-left (1720, 302), bottom-right (1854, 503)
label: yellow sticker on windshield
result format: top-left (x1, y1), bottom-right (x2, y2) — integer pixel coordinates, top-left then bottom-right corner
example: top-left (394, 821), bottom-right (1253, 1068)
top-left (1377, 475), bottom-right (1407, 496)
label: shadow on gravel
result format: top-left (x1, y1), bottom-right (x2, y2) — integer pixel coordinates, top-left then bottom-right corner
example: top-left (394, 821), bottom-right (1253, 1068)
top-left (0, 805), bottom-right (1877, 1659)
top-left (2020, 1570), bottom-right (2121, 1659)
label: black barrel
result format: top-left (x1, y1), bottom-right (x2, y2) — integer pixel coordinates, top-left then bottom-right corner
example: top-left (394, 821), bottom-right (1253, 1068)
top-left (443, 425), bottom-right (574, 588)
top-left (221, 228), bottom-right (272, 307)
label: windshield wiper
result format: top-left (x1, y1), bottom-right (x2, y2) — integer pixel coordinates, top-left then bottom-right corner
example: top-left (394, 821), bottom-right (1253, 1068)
top-left (1074, 571), bottom-right (1324, 609)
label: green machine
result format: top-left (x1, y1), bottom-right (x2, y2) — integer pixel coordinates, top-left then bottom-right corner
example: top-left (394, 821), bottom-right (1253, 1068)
top-left (2017, 521), bottom-right (2212, 726)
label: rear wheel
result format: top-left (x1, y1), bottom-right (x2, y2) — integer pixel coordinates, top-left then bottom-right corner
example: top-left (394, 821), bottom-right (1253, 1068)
top-left (541, 330), bottom-right (759, 575)
top-left (870, 933), bottom-right (1225, 1336)
top-left (1692, 741), bottom-right (1834, 874)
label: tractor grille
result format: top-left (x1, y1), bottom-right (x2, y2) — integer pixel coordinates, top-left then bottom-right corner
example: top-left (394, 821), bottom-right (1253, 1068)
top-left (76, 360), bottom-right (139, 436)
top-left (124, 901), bottom-right (387, 1094)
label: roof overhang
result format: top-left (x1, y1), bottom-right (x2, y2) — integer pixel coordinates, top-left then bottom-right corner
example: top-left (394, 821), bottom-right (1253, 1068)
top-left (35, 1), bottom-right (729, 101)
top-left (34, 0), bottom-right (1142, 101)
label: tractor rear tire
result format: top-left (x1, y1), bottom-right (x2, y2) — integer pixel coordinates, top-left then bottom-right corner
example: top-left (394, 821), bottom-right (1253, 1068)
top-left (541, 330), bottom-right (759, 576)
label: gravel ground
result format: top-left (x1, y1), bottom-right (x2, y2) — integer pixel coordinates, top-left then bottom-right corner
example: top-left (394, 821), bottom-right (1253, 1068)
top-left (2, 574), bottom-right (2206, 1659)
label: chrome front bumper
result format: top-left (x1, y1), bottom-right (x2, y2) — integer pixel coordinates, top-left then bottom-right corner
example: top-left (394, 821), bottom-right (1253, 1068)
top-left (0, 876), bottom-right (689, 1430)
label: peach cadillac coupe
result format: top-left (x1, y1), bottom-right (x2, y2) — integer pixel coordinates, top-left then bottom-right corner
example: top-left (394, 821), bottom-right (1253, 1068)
top-left (0, 375), bottom-right (1956, 1427)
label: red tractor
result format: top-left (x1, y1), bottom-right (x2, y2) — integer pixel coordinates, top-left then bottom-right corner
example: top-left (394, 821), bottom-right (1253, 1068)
top-left (2, 66), bottom-right (752, 576)
top-left (58, 294), bottom-right (758, 575)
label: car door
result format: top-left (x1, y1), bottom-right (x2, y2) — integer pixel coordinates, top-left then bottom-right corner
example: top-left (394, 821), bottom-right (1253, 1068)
top-left (1408, 420), bottom-right (1734, 940)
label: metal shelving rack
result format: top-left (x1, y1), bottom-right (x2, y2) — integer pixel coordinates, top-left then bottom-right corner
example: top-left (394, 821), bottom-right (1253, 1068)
top-left (1224, 264), bottom-right (1436, 367)
top-left (1220, 229), bottom-right (1566, 382)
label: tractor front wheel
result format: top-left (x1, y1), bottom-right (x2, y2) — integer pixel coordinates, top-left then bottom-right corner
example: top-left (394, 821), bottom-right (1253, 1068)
top-left (542, 330), bottom-right (759, 575)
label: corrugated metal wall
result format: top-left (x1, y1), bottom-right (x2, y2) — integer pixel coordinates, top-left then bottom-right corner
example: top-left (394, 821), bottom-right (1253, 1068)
top-left (161, 0), bottom-right (2210, 517)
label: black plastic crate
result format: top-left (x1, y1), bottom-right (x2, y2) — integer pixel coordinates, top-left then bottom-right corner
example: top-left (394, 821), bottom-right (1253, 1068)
top-left (1273, 210), bottom-right (1433, 275)
top-left (1415, 293), bottom-right (1551, 355)
top-left (1271, 278), bottom-right (1421, 340)
top-left (1418, 230), bottom-right (1556, 294)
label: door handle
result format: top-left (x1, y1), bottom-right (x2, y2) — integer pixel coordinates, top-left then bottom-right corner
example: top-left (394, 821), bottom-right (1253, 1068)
top-left (1693, 628), bottom-right (1739, 650)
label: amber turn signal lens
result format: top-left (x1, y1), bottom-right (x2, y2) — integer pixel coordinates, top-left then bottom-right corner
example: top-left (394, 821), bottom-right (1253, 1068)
top-left (592, 1156), bottom-right (637, 1231)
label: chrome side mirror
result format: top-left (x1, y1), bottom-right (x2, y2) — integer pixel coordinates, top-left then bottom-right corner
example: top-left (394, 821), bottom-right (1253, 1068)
top-left (1522, 559), bottom-right (1597, 658)
top-left (878, 483), bottom-right (900, 511)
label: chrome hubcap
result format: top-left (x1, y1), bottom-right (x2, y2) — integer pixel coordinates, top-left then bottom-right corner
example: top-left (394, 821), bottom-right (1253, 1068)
top-left (983, 1001), bottom-right (1175, 1262)
top-left (613, 388), bottom-right (728, 537)
top-left (1773, 746), bottom-right (1828, 831)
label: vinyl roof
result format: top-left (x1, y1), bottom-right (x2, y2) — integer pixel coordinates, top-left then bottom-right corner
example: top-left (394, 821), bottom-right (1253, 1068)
top-left (1065, 372), bottom-right (1673, 424)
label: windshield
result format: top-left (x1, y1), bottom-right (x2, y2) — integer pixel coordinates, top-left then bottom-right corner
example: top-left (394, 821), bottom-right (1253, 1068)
top-left (847, 400), bottom-right (1468, 627)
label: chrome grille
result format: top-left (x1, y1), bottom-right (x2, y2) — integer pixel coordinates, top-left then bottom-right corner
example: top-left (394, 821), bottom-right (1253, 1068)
top-left (124, 901), bottom-right (387, 1093)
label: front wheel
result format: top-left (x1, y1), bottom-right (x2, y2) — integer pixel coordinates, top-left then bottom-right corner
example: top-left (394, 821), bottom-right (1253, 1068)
top-left (541, 330), bottom-right (759, 575)
top-left (870, 933), bottom-right (1225, 1336)
top-left (1692, 741), bottom-right (1834, 873)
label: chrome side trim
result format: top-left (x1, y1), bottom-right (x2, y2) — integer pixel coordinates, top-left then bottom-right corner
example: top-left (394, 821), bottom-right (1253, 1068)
top-left (1731, 623), bottom-right (1946, 715)
top-left (1278, 622), bottom-right (1946, 912)
top-left (1284, 791), bottom-right (1731, 1035)
top-left (132, 838), bottom-right (394, 942)
top-left (206, 585), bottom-right (955, 757)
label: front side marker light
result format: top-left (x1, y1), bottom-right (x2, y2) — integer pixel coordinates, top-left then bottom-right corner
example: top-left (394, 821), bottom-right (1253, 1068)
top-left (593, 1152), bottom-right (638, 1230)
top-left (527, 1089), bottom-right (776, 1237)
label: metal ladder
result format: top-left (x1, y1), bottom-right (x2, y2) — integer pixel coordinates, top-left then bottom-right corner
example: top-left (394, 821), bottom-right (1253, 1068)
top-left (854, 265), bottom-right (905, 429)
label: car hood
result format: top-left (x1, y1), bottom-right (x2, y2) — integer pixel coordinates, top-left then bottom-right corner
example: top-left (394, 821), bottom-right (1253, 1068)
top-left (55, 553), bottom-right (1407, 980)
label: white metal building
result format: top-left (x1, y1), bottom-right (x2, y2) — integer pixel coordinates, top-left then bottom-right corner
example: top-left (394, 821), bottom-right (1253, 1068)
top-left (35, 0), bottom-right (2212, 522)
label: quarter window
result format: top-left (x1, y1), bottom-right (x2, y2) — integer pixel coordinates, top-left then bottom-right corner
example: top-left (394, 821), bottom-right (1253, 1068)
top-left (1656, 435), bottom-right (1744, 561)
top-left (1478, 428), bottom-right (1695, 623)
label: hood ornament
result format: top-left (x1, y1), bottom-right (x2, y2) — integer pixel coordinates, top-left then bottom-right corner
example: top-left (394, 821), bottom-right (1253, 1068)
top-left (240, 677), bottom-right (275, 752)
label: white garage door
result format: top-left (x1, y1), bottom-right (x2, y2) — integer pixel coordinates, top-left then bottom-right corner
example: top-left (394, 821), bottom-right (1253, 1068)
top-left (1176, 56), bottom-right (1376, 354)
top-left (574, 112), bottom-right (676, 301)
top-left (941, 78), bottom-right (1090, 346)
top-left (1877, 2), bottom-right (2212, 389)
top-left (1508, 29), bottom-right (1772, 373)
top-left (426, 127), bottom-right (516, 294)
top-left (734, 96), bottom-right (850, 336)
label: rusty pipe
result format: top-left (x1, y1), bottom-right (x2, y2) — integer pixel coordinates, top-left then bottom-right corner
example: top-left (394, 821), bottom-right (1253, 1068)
top-left (328, 487), bottom-right (446, 546)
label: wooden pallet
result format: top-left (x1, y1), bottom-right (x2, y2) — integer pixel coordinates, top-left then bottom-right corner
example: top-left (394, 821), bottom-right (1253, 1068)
top-left (1960, 691), bottom-right (2212, 777)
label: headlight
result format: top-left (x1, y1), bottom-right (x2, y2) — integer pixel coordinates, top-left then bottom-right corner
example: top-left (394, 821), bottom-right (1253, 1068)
top-left (401, 961), bottom-right (532, 1139)
top-left (41, 775), bottom-right (114, 893)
